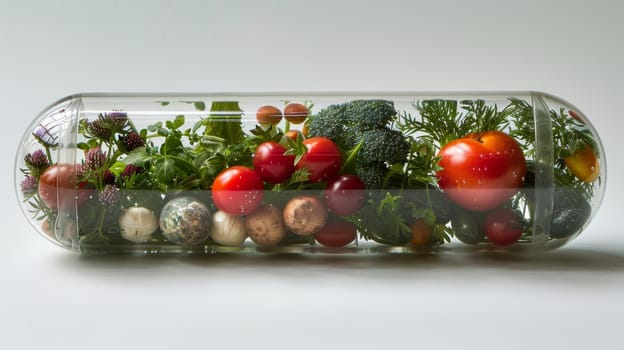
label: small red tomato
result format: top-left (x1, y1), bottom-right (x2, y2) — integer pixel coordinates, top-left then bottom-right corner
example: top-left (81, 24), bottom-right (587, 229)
top-left (296, 137), bottom-right (342, 183)
top-left (437, 131), bottom-right (527, 211)
top-left (253, 142), bottom-right (295, 184)
top-left (484, 208), bottom-right (524, 246)
top-left (211, 166), bottom-right (264, 215)
top-left (285, 130), bottom-right (302, 141)
top-left (325, 175), bottom-right (365, 216)
top-left (256, 105), bottom-right (283, 125)
top-left (284, 103), bottom-right (309, 124)
top-left (38, 164), bottom-right (90, 212)
top-left (315, 220), bottom-right (357, 247)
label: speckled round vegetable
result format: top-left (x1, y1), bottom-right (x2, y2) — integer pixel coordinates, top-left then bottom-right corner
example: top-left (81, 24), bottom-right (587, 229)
top-left (159, 197), bottom-right (211, 245)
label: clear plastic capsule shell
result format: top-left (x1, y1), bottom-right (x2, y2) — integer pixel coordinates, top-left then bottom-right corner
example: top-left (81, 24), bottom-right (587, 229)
top-left (15, 92), bottom-right (606, 254)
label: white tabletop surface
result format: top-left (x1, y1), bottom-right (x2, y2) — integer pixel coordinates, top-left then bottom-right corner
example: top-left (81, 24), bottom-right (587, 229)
top-left (1, 1), bottom-right (623, 349)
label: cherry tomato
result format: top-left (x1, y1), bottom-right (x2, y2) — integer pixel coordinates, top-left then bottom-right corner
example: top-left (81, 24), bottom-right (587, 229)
top-left (253, 142), bottom-right (295, 184)
top-left (38, 164), bottom-right (90, 212)
top-left (285, 130), bottom-right (302, 141)
top-left (314, 220), bottom-right (357, 247)
top-left (295, 137), bottom-right (342, 183)
top-left (484, 208), bottom-right (524, 246)
top-left (256, 105), bottom-right (283, 125)
top-left (564, 144), bottom-right (599, 183)
top-left (409, 219), bottom-right (433, 246)
top-left (325, 175), bottom-right (365, 216)
top-left (284, 103), bottom-right (309, 124)
top-left (437, 131), bottom-right (527, 211)
top-left (211, 166), bottom-right (264, 215)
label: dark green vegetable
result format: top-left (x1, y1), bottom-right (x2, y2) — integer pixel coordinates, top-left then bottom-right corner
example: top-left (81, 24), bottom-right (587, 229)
top-left (451, 209), bottom-right (485, 245)
top-left (308, 100), bottom-right (409, 188)
top-left (354, 163), bottom-right (387, 189)
top-left (550, 186), bottom-right (592, 239)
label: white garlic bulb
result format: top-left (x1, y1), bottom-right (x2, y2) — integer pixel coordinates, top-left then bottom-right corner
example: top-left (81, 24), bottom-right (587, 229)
top-left (119, 207), bottom-right (159, 243)
top-left (211, 211), bottom-right (247, 246)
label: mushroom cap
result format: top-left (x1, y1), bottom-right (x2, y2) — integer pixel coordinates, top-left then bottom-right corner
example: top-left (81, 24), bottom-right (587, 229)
top-left (283, 196), bottom-right (328, 236)
top-left (245, 205), bottom-right (286, 246)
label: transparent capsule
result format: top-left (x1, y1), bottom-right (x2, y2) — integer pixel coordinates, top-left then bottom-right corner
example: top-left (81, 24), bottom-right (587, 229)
top-left (14, 92), bottom-right (606, 254)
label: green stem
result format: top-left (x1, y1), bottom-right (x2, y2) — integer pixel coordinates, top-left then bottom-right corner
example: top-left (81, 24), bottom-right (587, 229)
top-left (44, 145), bottom-right (53, 165)
top-left (284, 120), bottom-right (291, 133)
top-left (96, 206), bottom-right (108, 238)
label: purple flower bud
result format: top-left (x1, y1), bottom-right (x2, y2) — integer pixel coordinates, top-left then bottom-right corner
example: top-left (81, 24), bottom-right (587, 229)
top-left (121, 164), bottom-right (143, 179)
top-left (105, 111), bottom-right (128, 128)
top-left (98, 185), bottom-right (121, 207)
top-left (88, 119), bottom-right (113, 140)
top-left (123, 132), bottom-right (145, 151)
top-left (102, 169), bottom-right (116, 185)
top-left (75, 164), bottom-right (86, 179)
top-left (20, 176), bottom-right (38, 195)
top-left (24, 149), bottom-right (49, 169)
top-left (85, 148), bottom-right (107, 170)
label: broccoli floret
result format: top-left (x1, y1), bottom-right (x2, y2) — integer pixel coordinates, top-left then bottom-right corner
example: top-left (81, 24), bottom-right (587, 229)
top-left (308, 99), bottom-right (410, 189)
top-left (345, 100), bottom-right (396, 129)
top-left (307, 104), bottom-right (348, 145)
top-left (355, 162), bottom-right (387, 189)
top-left (357, 128), bottom-right (410, 165)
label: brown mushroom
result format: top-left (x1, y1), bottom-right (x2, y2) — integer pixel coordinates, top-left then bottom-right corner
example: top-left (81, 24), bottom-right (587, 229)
top-left (283, 195), bottom-right (328, 236)
top-left (245, 205), bottom-right (286, 246)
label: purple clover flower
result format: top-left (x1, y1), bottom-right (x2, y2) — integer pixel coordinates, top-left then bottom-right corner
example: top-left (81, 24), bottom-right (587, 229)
top-left (20, 176), bottom-right (38, 195)
top-left (85, 148), bottom-right (107, 170)
top-left (123, 132), bottom-right (145, 151)
top-left (24, 149), bottom-right (49, 168)
top-left (105, 111), bottom-right (128, 128)
top-left (88, 119), bottom-right (113, 140)
top-left (121, 164), bottom-right (143, 179)
top-left (102, 169), bottom-right (116, 185)
top-left (98, 185), bottom-right (121, 207)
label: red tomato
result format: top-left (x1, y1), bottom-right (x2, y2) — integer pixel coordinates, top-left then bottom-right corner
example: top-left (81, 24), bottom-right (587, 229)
top-left (253, 142), bottom-right (295, 184)
top-left (436, 131), bottom-right (527, 211)
top-left (484, 208), bottom-right (524, 246)
top-left (295, 137), bottom-right (342, 183)
top-left (211, 166), bottom-right (264, 215)
top-left (38, 164), bottom-right (90, 212)
top-left (314, 220), bottom-right (357, 247)
top-left (325, 175), bottom-right (365, 216)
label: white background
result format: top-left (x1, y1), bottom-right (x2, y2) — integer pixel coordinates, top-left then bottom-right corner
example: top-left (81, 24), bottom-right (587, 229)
top-left (1, 0), bottom-right (623, 349)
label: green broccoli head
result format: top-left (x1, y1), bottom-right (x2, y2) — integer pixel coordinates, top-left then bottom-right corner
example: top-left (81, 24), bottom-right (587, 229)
top-left (357, 128), bottom-right (410, 165)
top-left (308, 100), bottom-right (409, 189)
top-left (344, 100), bottom-right (396, 129)
top-left (355, 162), bottom-right (388, 189)
top-left (306, 103), bottom-right (347, 145)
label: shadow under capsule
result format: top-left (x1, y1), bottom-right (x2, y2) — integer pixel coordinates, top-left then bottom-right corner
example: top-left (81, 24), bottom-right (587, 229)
top-left (47, 244), bottom-right (624, 276)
